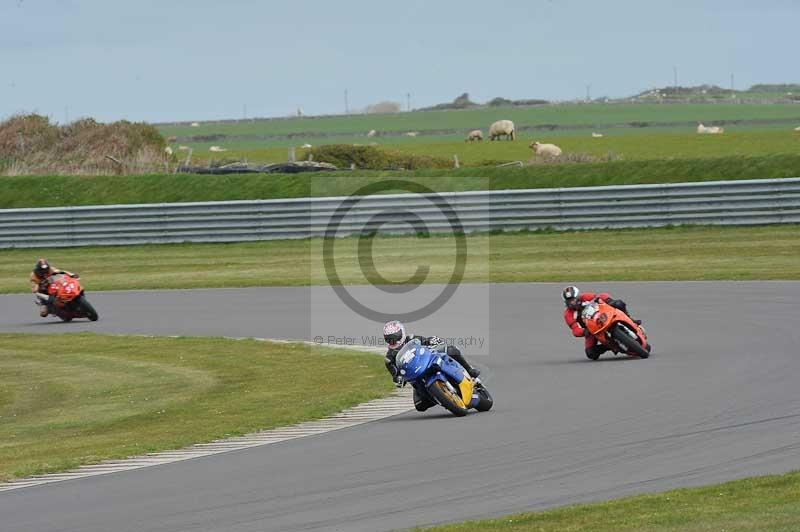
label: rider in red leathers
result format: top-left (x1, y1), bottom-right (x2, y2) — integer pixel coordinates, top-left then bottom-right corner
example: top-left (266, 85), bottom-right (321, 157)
top-left (562, 285), bottom-right (641, 360)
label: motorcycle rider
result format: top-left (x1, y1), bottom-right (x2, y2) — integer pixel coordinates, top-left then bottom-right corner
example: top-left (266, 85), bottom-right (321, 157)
top-left (561, 285), bottom-right (642, 360)
top-left (383, 320), bottom-right (481, 412)
top-left (30, 258), bottom-right (77, 317)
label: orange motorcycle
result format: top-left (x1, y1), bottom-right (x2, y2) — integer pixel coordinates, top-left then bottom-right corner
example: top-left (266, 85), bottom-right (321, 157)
top-left (39, 273), bottom-right (99, 322)
top-left (581, 299), bottom-right (650, 359)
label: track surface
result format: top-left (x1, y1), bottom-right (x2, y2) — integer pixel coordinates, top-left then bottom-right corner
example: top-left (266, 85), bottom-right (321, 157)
top-left (1, 282), bottom-right (799, 531)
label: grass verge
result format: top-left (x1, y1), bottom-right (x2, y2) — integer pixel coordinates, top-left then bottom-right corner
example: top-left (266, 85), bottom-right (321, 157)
top-left (418, 470), bottom-right (800, 531)
top-left (1, 153), bottom-right (799, 208)
top-left (1, 225), bottom-right (798, 294)
top-left (0, 333), bottom-right (392, 482)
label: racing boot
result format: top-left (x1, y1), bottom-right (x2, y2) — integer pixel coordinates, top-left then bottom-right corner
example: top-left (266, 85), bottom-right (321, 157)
top-left (39, 306), bottom-right (49, 317)
top-left (450, 352), bottom-right (481, 378)
top-left (413, 389), bottom-right (435, 412)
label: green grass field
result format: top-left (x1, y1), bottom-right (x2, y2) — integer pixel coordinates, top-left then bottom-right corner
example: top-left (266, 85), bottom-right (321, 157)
top-left (158, 103), bottom-right (800, 139)
top-left (1, 225), bottom-right (798, 294)
top-left (420, 470), bottom-right (800, 532)
top-left (173, 129), bottom-right (800, 166)
top-left (0, 333), bottom-right (391, 482)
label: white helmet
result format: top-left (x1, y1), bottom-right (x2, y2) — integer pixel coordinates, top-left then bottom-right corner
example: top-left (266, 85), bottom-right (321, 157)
top-left (562, 285), bottom-right (581, 308)
top-left (383, 320), bottom-right (406, 350)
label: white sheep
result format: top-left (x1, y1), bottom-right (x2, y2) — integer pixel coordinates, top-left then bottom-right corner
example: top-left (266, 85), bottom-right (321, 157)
top-left (591, 132), bottom-right (604, 138)
top-left (489, 120), bottom-right (515, 141)
top-left (405, 131), bottom-right (418, 137)
top-left (301, 143), bottom-right (312, 148)
top-left (367, 129), bottom-right (377, 137)
top-left (697, 123), bottom-right (724, 134)
top-left (794, 126), bottom-right (800, 131)
top-left (209, 146), bottom-right (227, 152)
top-left (529, 141), bottom-right (562, 158)
top-left (164, 146), bottom-right (173, 156)
top-left (190, 122), bottom-right (200, 127)
top-left (178, 146), bottom-right (190, 151)
top-left (465, 129), bottom-right (484, 142)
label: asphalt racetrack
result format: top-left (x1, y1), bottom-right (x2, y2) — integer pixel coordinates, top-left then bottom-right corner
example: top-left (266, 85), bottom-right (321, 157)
top-left (1, 282), bottom-right (799, 531)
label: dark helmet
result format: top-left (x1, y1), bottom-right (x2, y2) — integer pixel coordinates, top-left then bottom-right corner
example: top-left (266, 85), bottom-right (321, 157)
top-left (383, 320), bottom-right (407, 350)
top-left (34, 258), bottom-right (51, 278)
top-left (562, 285), bottom-right (581, 309)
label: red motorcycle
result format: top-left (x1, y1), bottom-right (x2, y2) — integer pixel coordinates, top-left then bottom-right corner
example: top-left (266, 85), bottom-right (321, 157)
top-left (581, 299), bottom-right (650, 359)
top-left (38, 273), bottom-right (99, 322)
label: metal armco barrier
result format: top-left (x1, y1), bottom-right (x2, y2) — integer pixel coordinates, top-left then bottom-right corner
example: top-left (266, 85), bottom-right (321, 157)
top-left (1, 178), bottom-right (799, 248)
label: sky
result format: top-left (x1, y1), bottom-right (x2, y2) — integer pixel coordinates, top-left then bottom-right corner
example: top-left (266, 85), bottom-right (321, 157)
top-left (1, 0), bottom-right (797, 123)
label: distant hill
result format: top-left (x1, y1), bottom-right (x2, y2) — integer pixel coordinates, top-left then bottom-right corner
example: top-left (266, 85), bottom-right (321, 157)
top-left (417, 93), bottom-right (549, 111)
top-left (628, 83), bottom-right (800, 102)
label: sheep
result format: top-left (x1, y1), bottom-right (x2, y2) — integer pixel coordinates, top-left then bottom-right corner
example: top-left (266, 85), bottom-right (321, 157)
top-left (190, 122), bottom-right (200, 127)
top-left (301, 143), bottom-right (312, 148)
top-left (167, 136), bottom-right (177, 143)
top-left (405, 131), bottom-right (418, 137)
top-left (591, 132), bottom-right (604, 138)
top-left (367, 129), bottom-right (377, 137)
top-left (178, 146), bottom-right (190, 151)
top-left (529, 141), bottom-right (562, 158)
top-left (794, 126), bottom-right (800, 131)
top-left (489, 120), bottom-right (515, 141)
top-left (209, 146), bottom-right (227, 152)
top-left (697, 123), bottom-right (724, 134)
top-left (465, 129), bottom-right (484, 142)
top-left (164, 146), bottom-right (173, 156)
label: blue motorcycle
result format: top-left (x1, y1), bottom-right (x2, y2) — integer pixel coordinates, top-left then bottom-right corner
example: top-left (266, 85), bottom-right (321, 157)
top-left (395, 339), bottom-right (493, 417)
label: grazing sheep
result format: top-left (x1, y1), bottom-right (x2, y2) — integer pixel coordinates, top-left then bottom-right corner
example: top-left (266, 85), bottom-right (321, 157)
top-left (529, 141), bottom-right (562, 158)
top-left (167, 136), bottom-right (177, 143)
top-left (466, 129), bottom-right (484, 142)
top-left (190, 122), bottom-right (200, 127)
top-left (164, 146), bottom-right (173, 156)
top-left (301, 143), bottom-right (312, 148)
top-left (489, 120), bottom-right (515, 141)
top-left (209, 146), bottom-right (227, 152)
top-left (794, 126), bottom-right (800, 131)
top-left (697, 123), bottom-right (724, 134)
top-left (178, 146), bottom-right (190, 151)
top-left (405, 131), bottom-right (418, 137)
top-left (367, 129), bottom-right (377, 137)
top-left (591, 132), bottom-right (604, 138)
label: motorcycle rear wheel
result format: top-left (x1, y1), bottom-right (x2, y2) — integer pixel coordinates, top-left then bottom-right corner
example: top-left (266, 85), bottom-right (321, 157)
top-left (611, 324), bottom-right (649, 358)
top-left (428, 380), bottom-right (469, 417)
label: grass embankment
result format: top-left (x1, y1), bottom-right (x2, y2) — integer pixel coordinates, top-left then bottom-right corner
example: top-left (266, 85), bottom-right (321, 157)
top-left (0, 333), bottom-right (391, 482)
top-left (1, 225), bottom-right (798, 293)
top-left (1, 153), bottom-right (799, 208)
top-left (420, 470), bottom-right (800, 532)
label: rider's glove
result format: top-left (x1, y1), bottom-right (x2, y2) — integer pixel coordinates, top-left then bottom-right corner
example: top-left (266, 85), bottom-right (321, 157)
top-left (393, 375), bottom-right (406, 388)
top-left (426, 336), bottom-right (444, 347)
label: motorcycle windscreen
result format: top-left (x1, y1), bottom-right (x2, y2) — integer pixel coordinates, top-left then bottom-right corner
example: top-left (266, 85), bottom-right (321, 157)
top-left (396, 343), bottom-right (438, 381)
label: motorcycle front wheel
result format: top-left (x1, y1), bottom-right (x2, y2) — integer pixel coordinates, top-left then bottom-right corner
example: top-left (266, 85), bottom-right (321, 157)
top-left (77, 295), bottom-right (99, 321)
top-left (611, 324), bottom-right (649, 358)
top-left (427, 380), bottom-right (469, 417)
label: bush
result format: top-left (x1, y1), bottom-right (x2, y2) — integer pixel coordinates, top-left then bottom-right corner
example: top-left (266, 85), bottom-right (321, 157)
top-left (0, 114), bottom-right (167, 175)
top-left (488, 97), bottom-right (513, 107)
top-left (306, 144), bottom-right (451, 170)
